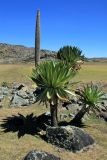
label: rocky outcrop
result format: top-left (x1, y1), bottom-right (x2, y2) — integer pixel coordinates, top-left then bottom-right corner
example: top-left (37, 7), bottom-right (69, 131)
top-left (61, 93), bottom-right (107, 122)
top-left (46, 126), bottom-right (95, 152)
top-left (10, 84), bottom-right (37, 107)
top-left (0, 43), bottom-right (56, 64)
top-left (0, 83), bottom-right (107, 124)
top-left (0, 83), bottom-right (37, 108)
top-left (24, 150), bottom-right (60, 160)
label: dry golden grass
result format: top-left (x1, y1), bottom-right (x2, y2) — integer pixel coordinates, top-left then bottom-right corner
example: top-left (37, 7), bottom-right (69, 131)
top-left (74, 62), bottom-right (107, 83)
top-left (0, 62), bottom-right (107, 90)
top-left (0, 64), bottom-right (32, 84)
top-left (0, 105), bottom-right (107, 160)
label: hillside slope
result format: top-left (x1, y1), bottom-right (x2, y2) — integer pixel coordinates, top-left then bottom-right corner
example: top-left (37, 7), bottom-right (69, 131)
top-left (0, 43), bottom-right (56, 64)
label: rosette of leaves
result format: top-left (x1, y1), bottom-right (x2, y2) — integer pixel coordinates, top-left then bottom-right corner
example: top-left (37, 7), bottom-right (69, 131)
top-left (71, 83), bottom-right (106, 124)
top-left (57, 46), bottom-right (85, 70)
top-left (31, 61), bottom-right (76, 126)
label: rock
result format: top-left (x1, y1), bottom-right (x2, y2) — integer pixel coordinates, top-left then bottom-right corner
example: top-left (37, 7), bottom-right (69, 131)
top-left (27, 91), bottom-right (37, 104)
top-left (24, 150), bottom-right (60, 160)
top-left (102, 100), bottom-right (107, 108)
top-left (0, 87), bottom-right (9, 96)
top-left (2, 88), bottom-right (9, 95)
top-left (46, 126), bottom-right (95, 152)
top-left (60, 113), bottom-right (68, 120)
top-left (102, 93), bottom-right (107, 99)
top-left (64, 104), bottom-right (82, 119)
top-left (82, 114), bottom-right (89, 122)
top-left (17, 90), bottom-right (29, 99)
top-left (99, 112), bottom-right (107, 121)
top-left (13, 83), bottom-right (25, 90)
top-left (70, 96), bottom-right (78, 103)
top-left (101, 94), bottom-right (107, 107)
top-left (69, 113), bottom-right (75, 118)
top-left (9, 84), bottom-right (37, 107)
top-left (10, 94), bottom-right (29, 107)
top-left (0, 95), bottom-right (4, 100)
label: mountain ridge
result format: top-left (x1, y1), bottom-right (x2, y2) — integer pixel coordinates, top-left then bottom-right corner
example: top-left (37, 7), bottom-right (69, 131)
top-left (0, 43), bottom-right (107, 64)
top-left (0, 43), bottom-right (56, 64)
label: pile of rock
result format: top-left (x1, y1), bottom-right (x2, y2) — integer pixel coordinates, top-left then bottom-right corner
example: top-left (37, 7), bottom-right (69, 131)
top-left (61, 94), bottom-right (107, 122)
top-left (0, 83), bottom-right (107, 123)
top-left (0, 83), bottom-right (37, 108)
top-left (10, 83), bottom-right (36, 107)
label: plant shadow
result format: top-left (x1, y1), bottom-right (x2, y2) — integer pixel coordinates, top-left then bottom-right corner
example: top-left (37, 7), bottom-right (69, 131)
top-left (0, 112), bottom-right (51, 138)
top-left (70, 120), bottom-right (87, 128)
top-left (59, 120), bottom-right (87, 128)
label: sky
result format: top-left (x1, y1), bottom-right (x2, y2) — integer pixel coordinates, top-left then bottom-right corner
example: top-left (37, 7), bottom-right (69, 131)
top-left (0, 0), bottom-right (107, 58)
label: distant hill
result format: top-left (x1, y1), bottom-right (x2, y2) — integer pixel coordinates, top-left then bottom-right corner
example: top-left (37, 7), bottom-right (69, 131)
top-left (88, 57), bottom-right (107, 63)
top-left (0, 43), bottom-right (107, 64)
top-left (0, 43), bottom-right (56, 64)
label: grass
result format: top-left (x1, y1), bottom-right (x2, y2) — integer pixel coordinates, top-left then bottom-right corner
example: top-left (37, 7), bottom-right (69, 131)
top-left (0, 64), bottom-right (32, 84)
top-left (0, 62), bottom-right (107, 90)
top-left (0, 105), bottom-right (107, 160)
top-left (74, 62), bottom-right (107, 83)
top-left (0, 62), bottom-right (107, 160)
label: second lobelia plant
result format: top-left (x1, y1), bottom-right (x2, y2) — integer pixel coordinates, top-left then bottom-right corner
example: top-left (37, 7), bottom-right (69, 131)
top-left (71, 83), bottom-right (106, 124)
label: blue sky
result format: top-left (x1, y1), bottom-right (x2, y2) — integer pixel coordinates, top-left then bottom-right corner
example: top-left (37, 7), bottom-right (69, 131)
top-left (0, 0), bottom-right (107, 58)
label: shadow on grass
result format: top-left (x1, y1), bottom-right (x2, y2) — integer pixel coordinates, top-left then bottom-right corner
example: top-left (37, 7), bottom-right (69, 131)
top-left (69, 120), bottom-right (87, 128)
top-left (1, 112), bottom-right (88, 139)
top-left (59, 120), bottom-right (87, 128)
top-left (0, 113), bottom-right (51, 138)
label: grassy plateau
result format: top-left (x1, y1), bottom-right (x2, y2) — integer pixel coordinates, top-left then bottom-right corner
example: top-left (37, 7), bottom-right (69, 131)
top-left (0, 62), bottom-right (107, 160)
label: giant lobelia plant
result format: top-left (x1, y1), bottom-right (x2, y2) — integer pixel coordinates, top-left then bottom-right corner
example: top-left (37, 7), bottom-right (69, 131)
top-left (71, 83), bottom-right (106, 124)
top-left (57, 46), bottom-right (85, 71)
top-left (31, 61), bottom-right (76, 126)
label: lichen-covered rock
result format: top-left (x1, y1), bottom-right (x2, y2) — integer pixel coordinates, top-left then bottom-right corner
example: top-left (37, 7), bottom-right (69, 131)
top-left (9, 84), bottom-right (37, 107)
top-left (0, 86), bottom-right (9, 96)
top-left (46, 126), bottom-right (95, 152)
top-left (12, 83), bottom-right (25, 90)
top-left (17, 90), bottom-right (29, 99)
top-left (23, 150), bottom-right (60, 160)
top-left (10, 94), bottom-right (29, 107)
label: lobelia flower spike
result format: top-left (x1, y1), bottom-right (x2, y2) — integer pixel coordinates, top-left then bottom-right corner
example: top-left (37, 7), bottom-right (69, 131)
top-left (35, 9), bottom-right (40, 66)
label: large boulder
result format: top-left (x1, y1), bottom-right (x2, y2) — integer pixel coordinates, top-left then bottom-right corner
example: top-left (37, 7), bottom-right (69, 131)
top-left (24, 150), bottom-right (60, 160)
top-left (46, 126), bottom-right (95, 153)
